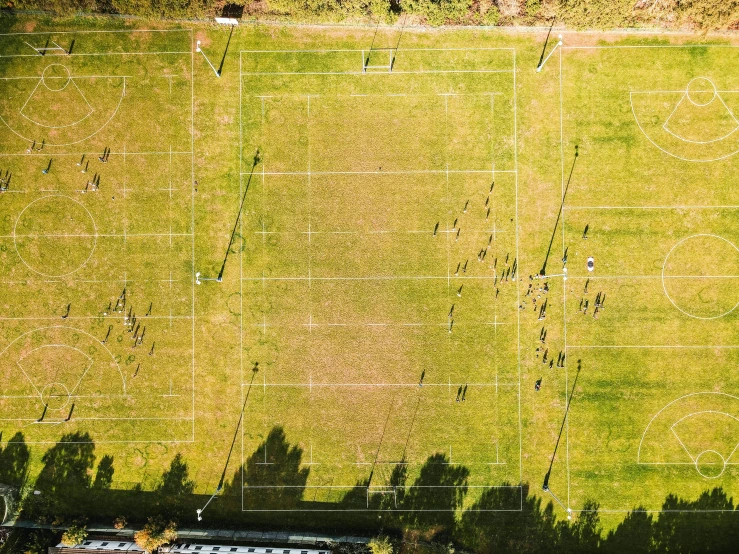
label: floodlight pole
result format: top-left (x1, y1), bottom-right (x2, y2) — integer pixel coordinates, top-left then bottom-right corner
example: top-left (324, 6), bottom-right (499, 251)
top-left (196, 484), bottom-right (222, 521)
top-left (536, 35), bottom-right (563, 72)
top-left (195, 272), bottom-right (222, 285)
top-left (543, 267), bottom-right (568, 280)
top-left (196, 41), bottom-right (221, 78)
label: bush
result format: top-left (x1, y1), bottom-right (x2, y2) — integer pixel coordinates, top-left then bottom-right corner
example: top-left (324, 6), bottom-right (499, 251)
top-left (134, 517), bottom-right (177, 553)
top-left (368, 536), bottom-right (393, 554)
top-left (60, 523), bottom-right (88, 547)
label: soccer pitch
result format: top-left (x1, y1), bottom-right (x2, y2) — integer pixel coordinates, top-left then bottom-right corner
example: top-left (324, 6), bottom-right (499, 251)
top-left (0, 20), bottom-right (739, 529)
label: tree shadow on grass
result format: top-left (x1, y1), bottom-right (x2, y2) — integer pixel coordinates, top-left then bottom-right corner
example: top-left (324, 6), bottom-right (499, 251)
top-left (92, 454), bottom-right (115, 490)
top-left (459, 483), bottom-right (558, 554)
top-left (26, 431), bottom-right (95, 520)
top-left (0, 431), bottom-right (30, 487)
top-left (400, 452), bottom-right (469, 534)
top-left (240, 426), bottom-right (310, 510)
top-left (155, 452), bottom-right (195, 520)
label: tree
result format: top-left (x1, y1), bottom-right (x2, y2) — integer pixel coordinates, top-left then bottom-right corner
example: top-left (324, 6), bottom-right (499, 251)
top-left (134, 517), bottom-right (177, 553)
top-left (113, 516), bottom-right (127, 530)
top-left (368, 536), bottom-right (393, 554)
top-left (60, 522), bottom-right (88, 547)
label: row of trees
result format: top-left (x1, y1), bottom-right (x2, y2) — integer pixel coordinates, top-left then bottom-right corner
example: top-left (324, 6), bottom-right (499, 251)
top-left (5, 0), bottom-right (739, 30)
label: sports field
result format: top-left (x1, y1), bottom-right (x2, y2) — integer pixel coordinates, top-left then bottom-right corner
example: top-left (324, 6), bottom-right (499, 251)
top-left (0, 18), bottom-right (739, 536)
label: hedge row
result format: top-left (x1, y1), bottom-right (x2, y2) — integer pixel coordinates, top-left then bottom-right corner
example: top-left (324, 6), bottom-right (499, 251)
top-left (7, 0), bottom-right (739, 31)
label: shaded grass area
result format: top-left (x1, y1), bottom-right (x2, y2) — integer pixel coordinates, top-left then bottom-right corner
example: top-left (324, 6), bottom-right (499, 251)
top-left (4, 432), bottom-right (739, 553)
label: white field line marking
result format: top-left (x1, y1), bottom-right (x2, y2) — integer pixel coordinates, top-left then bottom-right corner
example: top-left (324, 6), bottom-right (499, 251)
top-left (241, 70), bottom-right (513, 76)
top-left (242, 169), bottom-right (516, 176)
top-left (670, 426), bottom-right (696, 462)
top-left (14, 361), bottom-right (41, 396)
top-left (559, 44), bottom-right (571, 511)
top-left (253, 322), bottom-right (511, 328)
top-left (239, 49), bottom-right (245, 510)
top-left (5, 233), bottom-right (192, 238)
top-left (512, 46), bottom-right (523, 490)
top-left (1, 29), bottom-right (191, 35)
top-left (565, 205), bottom-right (739, 209)
top-left (190, 28), bottom-right (196, 441)
top-left (250, 382), bottom-right (517, 387)
top-left (563, 45), bottom-right (739, 50)
top-left (241, 275), bottom-right (507, 281)
top-left (0, 151), bottom-right (193, 156)
top-left (567, 275), bottom-right (739, 279)
top-left (660, 86), bottom-right (739, 145)
top-left (1, 325), bottom-right (126, 393)
top-left (629, 92), bottom-right (739, 163)
top-left (0, 52), bottom-right (192, 59)
top-left (636, 392), bottom-right (739, 463)
top-left (240, 47), bottom-right (515, 52)
top-left (570, 345), bottom-right (739, 349)
top-left (661, 234), bottom-right (739, 320)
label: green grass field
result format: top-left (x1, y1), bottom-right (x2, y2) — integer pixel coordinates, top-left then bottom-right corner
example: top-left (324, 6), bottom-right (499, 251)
top-left (1, 16), bottom-right (739, 541)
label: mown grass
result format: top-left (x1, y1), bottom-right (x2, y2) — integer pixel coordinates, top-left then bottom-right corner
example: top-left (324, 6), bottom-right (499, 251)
top-left (0, 17), bottom-right (738, 543)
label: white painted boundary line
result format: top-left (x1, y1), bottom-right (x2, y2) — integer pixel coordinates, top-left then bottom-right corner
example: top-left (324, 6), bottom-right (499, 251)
top-left (245, 383), bottom-right (517, 387)
top-left (558, 43), bottom-right (739, 512)
top-left (241, 276), bottom-right (513, 281)
top-left (0, 28), bottom-right (197, 444)
top-left (239, 46), bottom-right (520, 511)
top-left (0, 52), bottom-right (191, 59)
top-left (239, 47), bottom-right (246, 513)
top-left (559, 45), bottom-right (571, 513)
top-left (513, 49), bottom-right (523, 499)
top-left (0, 29), bottom-right (191, 36)
top-left (565, 205), bottom-right (739, 209)
top-left (0, 151), bottom-right (193, 156)
top-left (242, 169), bottom-right (517, 175)
top-left (242, 70), bottom-right (514, 76)
top-left (241, 48), bottom-right (516, 52)
top-left (190, 28), bottom-right (196, 442)
top-left (568, 344), bottom-right (739, 349)
top-left (563, 45), bottom-right (739, 50)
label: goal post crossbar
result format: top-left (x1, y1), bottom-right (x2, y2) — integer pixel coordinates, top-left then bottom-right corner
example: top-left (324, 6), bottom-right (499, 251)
top-left (24, 40), bottom-right (68, 55)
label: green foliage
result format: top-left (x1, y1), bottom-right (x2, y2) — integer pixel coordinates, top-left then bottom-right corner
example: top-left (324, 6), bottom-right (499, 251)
top-left (60, 522), bottom-right (88, 547)
top-left (8, 0), bottom-right (739, 29)
top-left (134, 516), bottom-right (177, 553)
top-left (368, 536), bottom-right (393, 554)
top-left (675, 0), bottom-right (739, 30)
top-left (403, 0), bottom-right (474, 25)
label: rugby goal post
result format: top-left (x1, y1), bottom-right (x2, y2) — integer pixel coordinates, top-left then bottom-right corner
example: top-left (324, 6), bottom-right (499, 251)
top-left (24, 39), bottom-right (70, 56)
top-left (362, 47), bottom-right (395, 73)
top-left (366, 486), bottom-right (398, 508)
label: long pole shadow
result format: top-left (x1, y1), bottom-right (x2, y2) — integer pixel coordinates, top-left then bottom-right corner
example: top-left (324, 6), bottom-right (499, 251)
top-left (218, 149), bottom-right (261, 281)
top-left (537, 17), bottom-right (556, 69)
top-left (217, 25), bottom-right (235, 77)
top-left (543, 359), bottom-right (582, 491)
top-left (219, 365), bottom-right (259, 491)
top-left (540, 145), bottom-right (578, 276)
top-left (366, 19), bottom-right (381, 67)
top-left (390, 14), bottom-right (408, 71)
top-left (368, 394), bottom-right (395, 487)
